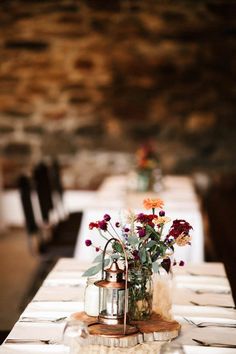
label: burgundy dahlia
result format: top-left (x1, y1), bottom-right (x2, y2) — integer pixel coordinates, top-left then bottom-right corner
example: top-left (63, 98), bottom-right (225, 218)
top-left (168, 219), bottom-right (193, 239)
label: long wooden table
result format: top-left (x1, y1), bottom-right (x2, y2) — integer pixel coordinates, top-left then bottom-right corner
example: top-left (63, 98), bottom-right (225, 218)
top-left (1, 259), bottom-right (235, 353)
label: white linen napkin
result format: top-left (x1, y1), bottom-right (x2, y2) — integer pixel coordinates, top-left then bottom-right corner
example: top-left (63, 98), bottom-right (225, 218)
top-left (184, 345), bottom-right (236, 354)
top-left (173, 305), bottom-right (236, 320)
top-left (175, 324), bottom-right (236, 346)
top-left (34, 286), bottom-right (85, 302)
top-left (173, 288), bottom-right (234, 307)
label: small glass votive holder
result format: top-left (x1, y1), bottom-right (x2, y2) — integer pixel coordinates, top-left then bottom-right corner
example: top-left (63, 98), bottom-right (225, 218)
top-left (63, 318), bottom-right (89, 354)
top-left (160, 342), bottom-right (185, 354)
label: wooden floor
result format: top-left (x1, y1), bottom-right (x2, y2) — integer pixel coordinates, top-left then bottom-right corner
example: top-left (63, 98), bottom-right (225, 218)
top-left (0, 228), bottom-right (39, 342)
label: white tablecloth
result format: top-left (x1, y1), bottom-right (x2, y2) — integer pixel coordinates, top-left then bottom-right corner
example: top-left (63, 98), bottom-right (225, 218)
top-left (1, 259), bottom-right (235, 354)
top-left (74, 175), bottom-right (204, 263)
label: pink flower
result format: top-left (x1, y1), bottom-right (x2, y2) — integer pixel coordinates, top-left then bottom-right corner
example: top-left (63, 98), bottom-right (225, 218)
top-left (98, 220), bottom-right (107, 231)
top-left (85, 239), bottom-right (92, 246)
top-left (103, 214), bottom-right (111, 221)
top-left (138, 228), bottom-right (146, 237)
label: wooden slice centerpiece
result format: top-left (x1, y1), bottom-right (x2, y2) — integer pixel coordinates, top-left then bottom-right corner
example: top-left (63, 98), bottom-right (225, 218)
top-left (71, 312), bottom-right (180, 348)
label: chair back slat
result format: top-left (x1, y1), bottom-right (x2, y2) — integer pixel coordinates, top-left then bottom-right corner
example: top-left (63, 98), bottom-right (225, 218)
top-left (33, 162), bottom-right (54, 223)
top-left (18, 175), bottom-right (38, 235)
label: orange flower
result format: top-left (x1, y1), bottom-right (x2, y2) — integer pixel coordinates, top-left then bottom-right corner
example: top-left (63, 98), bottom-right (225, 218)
top-left (153, 216), bottom-right (171, 225)
top-left (143, 198), bottom-right (164, 210)
top-left (176, 232), bottom-right (192, 247)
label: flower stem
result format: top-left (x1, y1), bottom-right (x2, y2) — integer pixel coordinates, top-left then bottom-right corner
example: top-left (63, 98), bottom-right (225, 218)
top-left (98, 229), bottom-right (109, 241)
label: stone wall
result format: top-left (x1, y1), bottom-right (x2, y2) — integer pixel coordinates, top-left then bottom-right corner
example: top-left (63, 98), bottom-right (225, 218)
top-left (0, 0), bottom-right (235, 188)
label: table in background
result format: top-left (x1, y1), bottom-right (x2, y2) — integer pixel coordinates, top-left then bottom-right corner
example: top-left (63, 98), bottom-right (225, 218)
top-left (1, 259), bottom-right (235, 353)
top-left (74, 175), bottom-right (204, 264)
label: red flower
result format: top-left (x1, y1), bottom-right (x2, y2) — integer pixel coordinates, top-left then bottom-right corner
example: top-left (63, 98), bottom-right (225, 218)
top-left (168, 219), bottom-right (193, 239)
top-left (136, 213), bottom-right (157, 224)
top-left (85, 239), bottom-right (92, 246)
top-left (132, 250), bottom-right (140, 260)
top-left (89, 222), bottom-right (98, 230)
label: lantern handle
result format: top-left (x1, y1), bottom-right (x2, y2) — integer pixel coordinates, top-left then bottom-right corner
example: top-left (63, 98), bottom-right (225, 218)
top-left (101, 238), bottom-right (129, 335)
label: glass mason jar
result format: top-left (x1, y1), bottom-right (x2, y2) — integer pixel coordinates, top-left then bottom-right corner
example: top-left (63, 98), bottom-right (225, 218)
top-left (152, 267), bottom-right (173, 320)
top-left (84, 277), bottom-right (99, 317)
top-left (128, 267), bottom-right (153, 321)
top-left (137, 169), bottom-right (153, 192)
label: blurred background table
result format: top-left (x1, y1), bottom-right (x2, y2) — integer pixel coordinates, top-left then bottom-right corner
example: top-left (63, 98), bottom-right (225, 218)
top-left (74, 174), bottom-right (204, 265)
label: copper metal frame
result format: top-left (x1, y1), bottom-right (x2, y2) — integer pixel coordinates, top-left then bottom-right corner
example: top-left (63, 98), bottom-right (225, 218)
top-left (99, 237), bottom-right (129, 335)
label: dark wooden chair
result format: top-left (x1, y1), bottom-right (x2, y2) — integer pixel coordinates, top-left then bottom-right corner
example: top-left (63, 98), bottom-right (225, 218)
top-left (17, 174), bottom-right (75, 311)
top-left (32, 160), bottom-right (82, 248)
top-left (18, 174), bottom-right (74, 257)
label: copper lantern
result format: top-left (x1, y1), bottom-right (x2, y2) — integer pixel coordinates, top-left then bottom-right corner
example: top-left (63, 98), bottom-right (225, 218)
top-left (95, 238), bottom-right (129, 331)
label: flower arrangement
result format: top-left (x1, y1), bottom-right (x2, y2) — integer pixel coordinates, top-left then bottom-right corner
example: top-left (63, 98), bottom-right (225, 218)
top-left (83, 198), bottom-right (192, 320)
top-left (136, 144), bottom-right (159, 172)
top-left (135, 143), bottom-right (162, 192)
top-left (83, 198), bottom-right (192, 276)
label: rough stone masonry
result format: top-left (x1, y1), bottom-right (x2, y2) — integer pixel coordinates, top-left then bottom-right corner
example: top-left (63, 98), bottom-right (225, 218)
top-left (0, 0), bottom-right (235, 188)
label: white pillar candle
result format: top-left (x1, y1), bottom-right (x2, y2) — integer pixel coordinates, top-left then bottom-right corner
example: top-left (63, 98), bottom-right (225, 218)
top-left (84, 278), bottom-right (99, 317)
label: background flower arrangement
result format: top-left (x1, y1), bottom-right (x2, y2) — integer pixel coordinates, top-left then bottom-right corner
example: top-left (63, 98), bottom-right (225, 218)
top-left (136, 143), bottom-right (159, 172)
top-left (135, 143), bottom-right (162, 192)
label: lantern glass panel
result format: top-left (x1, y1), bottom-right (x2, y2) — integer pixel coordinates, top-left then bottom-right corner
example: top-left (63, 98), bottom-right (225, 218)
top-left (99, 288), bottom-right (125, 317)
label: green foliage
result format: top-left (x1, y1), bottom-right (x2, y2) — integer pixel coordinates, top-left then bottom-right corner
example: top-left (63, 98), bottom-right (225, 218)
top-left (145, 240), bottom-right (157, 249)
top-left (139, 247), bottom-right (147, 264)
top-left (152, 262), bottom-right (159, 273)
top-left (127, 235), bottom-right (139, 245)
top-left (92, 253), bottom-right (103, 263)
top-left (112, 241), bottom-right (123, 254)
top-left (82, 258), bottom-right (110, 277)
